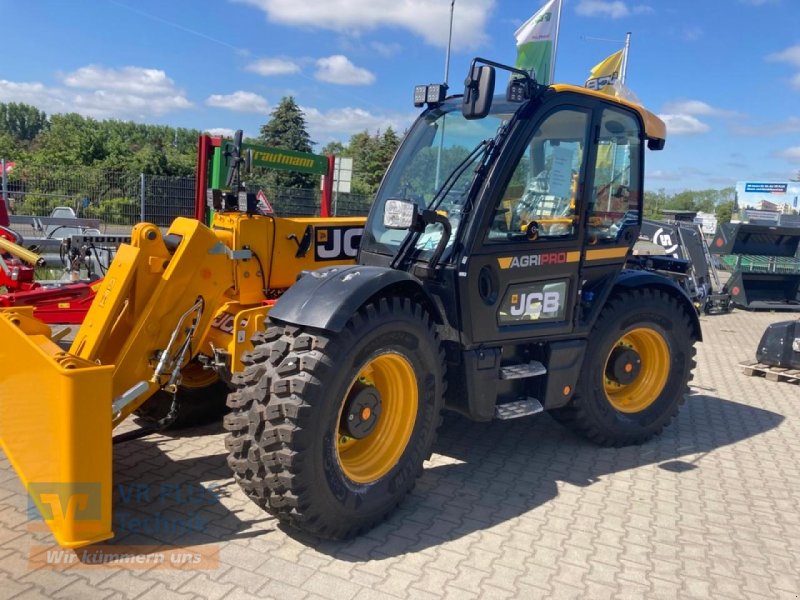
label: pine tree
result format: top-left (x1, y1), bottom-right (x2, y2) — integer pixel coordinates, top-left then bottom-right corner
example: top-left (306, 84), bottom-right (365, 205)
top-left (259, 97), bottom-right (315, 189)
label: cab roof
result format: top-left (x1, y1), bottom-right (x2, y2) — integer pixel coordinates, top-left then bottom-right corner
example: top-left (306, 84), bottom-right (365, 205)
top-left (550, 83), bottom-right (666, 144)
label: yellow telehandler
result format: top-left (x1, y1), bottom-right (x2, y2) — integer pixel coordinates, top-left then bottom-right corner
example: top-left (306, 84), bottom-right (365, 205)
top-left (1, 58), bottom-right (701, 548)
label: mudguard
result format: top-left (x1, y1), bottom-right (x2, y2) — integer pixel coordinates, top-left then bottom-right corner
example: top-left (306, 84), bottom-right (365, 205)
top-left (614, 269), bottom-right (703, 341)
top-left (269, 265), bottom-right (432, 332)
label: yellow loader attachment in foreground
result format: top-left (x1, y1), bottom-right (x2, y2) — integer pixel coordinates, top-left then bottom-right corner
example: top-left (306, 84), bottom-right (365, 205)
top-left (0, 212), bottom-right (364, 548)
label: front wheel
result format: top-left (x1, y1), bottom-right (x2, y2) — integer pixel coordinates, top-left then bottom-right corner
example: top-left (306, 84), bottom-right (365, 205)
top-left (551, 288), bottom-right (697, 446)
top-left (134, 361), bottom-right (229, 429)
top-left (224, 297), bottom-right (445, 539)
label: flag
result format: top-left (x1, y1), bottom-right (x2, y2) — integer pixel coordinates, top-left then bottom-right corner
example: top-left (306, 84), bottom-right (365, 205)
top-left (585, 49), bottom-right (624, 94)
top-left (515, 0), bottom-right (562, 85)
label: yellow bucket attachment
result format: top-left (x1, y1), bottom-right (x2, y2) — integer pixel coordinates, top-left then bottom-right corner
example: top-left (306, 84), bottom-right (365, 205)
top-left (0, 307), bottom-right (114, 548)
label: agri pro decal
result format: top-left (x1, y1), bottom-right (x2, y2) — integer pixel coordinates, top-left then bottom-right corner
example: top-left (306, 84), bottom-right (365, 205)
top-left (497, 251), bottom-right (579, 269)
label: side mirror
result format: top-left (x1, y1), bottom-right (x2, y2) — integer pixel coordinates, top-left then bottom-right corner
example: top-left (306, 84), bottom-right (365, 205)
top-left (462, 65), bottom-right (495, 120)
top-left (384, 199), bottom-right (418, 230)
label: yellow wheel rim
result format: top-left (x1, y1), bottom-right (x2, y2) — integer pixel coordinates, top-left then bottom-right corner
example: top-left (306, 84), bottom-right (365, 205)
top-left (604, 327), bottom-right (669, 414)
top-left (180, 362), bottom-right (219, 389)
top-left (336, 353), bottom-right (418, 484)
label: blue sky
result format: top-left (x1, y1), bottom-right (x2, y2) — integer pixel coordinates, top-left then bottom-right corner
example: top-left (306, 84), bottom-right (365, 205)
top-left (2, 0), bottom-right (799, 191)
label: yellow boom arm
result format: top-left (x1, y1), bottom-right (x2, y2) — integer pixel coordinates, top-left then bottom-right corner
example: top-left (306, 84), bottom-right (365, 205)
top-left (0, 212), bottom-right (364, 548)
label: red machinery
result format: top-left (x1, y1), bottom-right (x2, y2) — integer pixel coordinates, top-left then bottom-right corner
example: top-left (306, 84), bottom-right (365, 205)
top-left (0, 226), bottom-right (99, 323)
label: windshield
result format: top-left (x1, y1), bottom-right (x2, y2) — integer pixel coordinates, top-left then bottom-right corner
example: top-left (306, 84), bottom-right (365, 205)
top-left (362, 98), bottom-right (519, 259)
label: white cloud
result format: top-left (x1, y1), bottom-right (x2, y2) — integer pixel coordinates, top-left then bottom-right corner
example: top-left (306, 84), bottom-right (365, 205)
top-left (205, 127), bottom-right (237, 137)
top-left (661, 99), bottom-right (737, 118)
top-left (232, 0), bottom-right (492, 50)
top-left (766, 44), bottom-right (800, 91)
top-left (658, 114), bottom-right (711, 135)
top-left (314, 56), bottom-right (375, 86)
top-left (205, 91), bottom-right (270, 113)
top-left (370, 41), bottom-right (402, 58)
top-left (647, 169), bottom-right (681, 181)
top-left (682, 26), bottom-right (703, 42)
top-left (576, 1), bottom-right (629, 18)
top-left (302, 105), bottom-right (413, 139)
top-left (245, 58), bottom-right (301, 76)
top-left (777, 146), bottom-right (800, 164)
top-left (0, 67), bottom-right (192, 120)
top-left (62, 65), bottom-right (179, 95)
top-left (731, 116), bottom-right (800, 136)
top-left (575, 1), bottom-right (652, 18)
top-left (766, 44), bottom-right (800, 67)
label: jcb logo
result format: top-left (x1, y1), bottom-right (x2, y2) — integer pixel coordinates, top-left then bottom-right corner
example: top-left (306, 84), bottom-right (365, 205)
top-left (586, 73), bottom-right (618, 90)
top-left (652, 227), bottom-right (679, 255)
top-left (27, 482), bottom-right (101, 522)
top-left (211, 312), bottom-right (235, 334)
top-left (509, 291), bottom-right (561, 318)
top-left (314, 226), bottom-right (363, 261)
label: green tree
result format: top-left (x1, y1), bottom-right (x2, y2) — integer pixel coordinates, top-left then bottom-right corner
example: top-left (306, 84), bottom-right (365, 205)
top-left (643, 189), bottom-right (669, 219)
top-left (321, 140), bottom-right (346, 156)
top-left (0, 102), bottom-right (48, 141)
top-left (33, 113), bottom-right (107, 166)
top-left (258, 97), bottom-right (315, 188)
top-left (0, 132), bottom-right (19, 160)
top-left (715, 201), bottom-right (735, 224)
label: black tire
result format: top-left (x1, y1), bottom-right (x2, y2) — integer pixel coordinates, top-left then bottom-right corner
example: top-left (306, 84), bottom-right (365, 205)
top-left (134, 362), bottom-right (229, 429)
top-left (551, 288), bottom-right (697, 446)
top-left (224, 297), bottom-right (445, 539)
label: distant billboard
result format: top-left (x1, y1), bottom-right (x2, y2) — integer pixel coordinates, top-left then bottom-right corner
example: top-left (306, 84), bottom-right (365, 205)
top-left (736, 181), bottom-right (800, 210)
top-left (744, 182), bottom-right (788, 194)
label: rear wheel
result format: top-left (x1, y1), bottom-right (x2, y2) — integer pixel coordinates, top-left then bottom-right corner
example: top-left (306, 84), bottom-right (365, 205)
top-left (134, 361), bottom-right (229, 429)
top-left (551, 288), bottom-right (696, 446)
top-left (224, 297), bottom-right (444, 539)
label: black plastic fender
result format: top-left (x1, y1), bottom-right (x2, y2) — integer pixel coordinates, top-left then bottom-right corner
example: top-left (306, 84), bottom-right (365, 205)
top-left (614, 269), bottom-right (703, 341)
top-left (269, 265), bottom-right (436, 332)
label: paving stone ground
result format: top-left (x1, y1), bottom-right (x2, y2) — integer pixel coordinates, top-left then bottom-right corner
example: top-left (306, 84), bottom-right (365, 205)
top-left (1, 309), bottom-right (799, 599)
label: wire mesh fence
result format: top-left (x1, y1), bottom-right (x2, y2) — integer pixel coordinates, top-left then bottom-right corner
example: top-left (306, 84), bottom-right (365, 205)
top-left (1, 161), bottom-right (373, 234)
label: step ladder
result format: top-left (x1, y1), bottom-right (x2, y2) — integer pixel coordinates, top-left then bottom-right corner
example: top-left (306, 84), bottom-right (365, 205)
top-left (495, 361), bottom-right (547, 419)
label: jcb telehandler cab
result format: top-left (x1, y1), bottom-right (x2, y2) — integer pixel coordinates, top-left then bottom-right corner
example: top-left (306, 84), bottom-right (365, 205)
top-left (224, 59), bottom-right (701, 539)
top-left (0, 58), bottom-right (700, 550)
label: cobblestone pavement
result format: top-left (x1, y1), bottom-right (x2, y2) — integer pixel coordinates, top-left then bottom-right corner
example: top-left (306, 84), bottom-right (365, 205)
top-left (1, 310), bottom-right (799, 599)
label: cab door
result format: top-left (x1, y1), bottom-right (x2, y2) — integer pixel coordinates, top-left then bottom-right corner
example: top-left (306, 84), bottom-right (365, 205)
top-left (458, 102), bottom-right (593, 346)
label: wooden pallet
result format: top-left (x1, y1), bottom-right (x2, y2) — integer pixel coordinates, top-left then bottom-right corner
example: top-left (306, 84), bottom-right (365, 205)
top-left (740, 360), bottom-right (800, 384)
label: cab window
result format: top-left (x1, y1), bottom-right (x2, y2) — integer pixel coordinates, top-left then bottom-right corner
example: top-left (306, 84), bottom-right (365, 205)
top-left (586, 108), bottom-right (642, 245)
top-left (487, 108), bottom-right (589, 242)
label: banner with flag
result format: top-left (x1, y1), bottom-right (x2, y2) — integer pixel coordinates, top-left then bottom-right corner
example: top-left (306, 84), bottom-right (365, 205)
top-left (585, 49), bottom-right (624, 94)
top-left (515, 0), bottom-right (562, 85)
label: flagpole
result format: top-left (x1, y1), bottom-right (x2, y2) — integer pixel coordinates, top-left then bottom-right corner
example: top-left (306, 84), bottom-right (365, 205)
top-left (620, 31), bottom-right (631, 84)
top-left (444, 0), bottom-right (455, 85)
top-left (550, 0), bottom-right (564, 83)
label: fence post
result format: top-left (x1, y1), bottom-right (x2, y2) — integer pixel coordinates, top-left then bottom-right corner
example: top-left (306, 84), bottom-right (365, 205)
top-left (140, 173), bottom-right (146, 223)
top-left (1, 159), bottom-right (8, 208)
